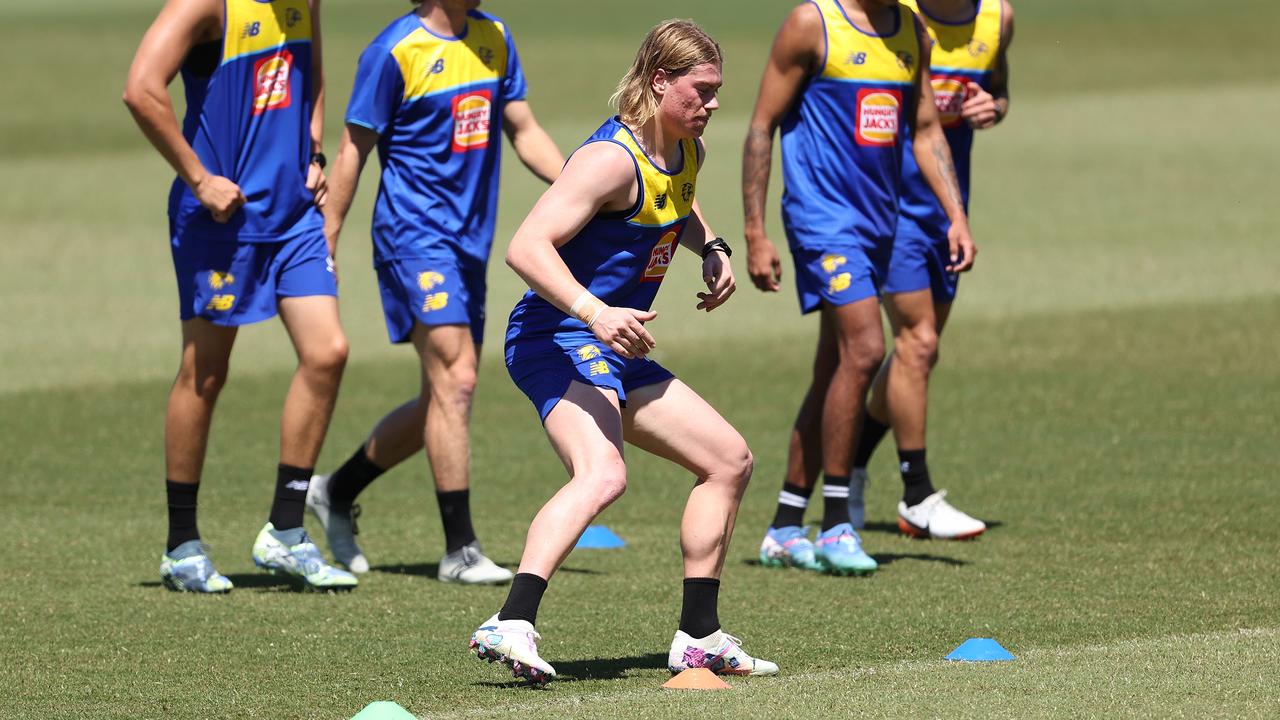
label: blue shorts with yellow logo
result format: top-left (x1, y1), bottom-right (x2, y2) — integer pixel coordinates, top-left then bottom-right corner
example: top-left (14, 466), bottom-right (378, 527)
top-left (788, 237), bottom-right (892, 314)
top-left (170, 230), bottom-right (336, 325)
top-left (376, 253), bottom-right (487, 345)
top-left (505, 332), bottom-right (675, 422)
top-left (883, 229), bottom-right (959, 303)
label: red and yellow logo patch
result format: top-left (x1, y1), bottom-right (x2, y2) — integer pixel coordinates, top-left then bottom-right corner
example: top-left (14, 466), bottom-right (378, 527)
top-left (642, 229), bottom-right (680, 283)
top-left (932, 76), bottom-right (969, 129)
top-left (855, 88), bottom-right (902, 147)
top-left (451, 90), bottom-right (492, 152)
top-left (252, 50), bottom-right (293, 115)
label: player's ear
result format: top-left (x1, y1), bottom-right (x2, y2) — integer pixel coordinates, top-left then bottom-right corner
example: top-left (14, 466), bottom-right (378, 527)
top-left (651, 68), bottom-right (669, 99)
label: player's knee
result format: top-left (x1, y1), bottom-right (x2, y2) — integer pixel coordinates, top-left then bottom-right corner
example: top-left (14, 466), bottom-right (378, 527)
top-left (178, 360), bottom-right (230, 399)
top-left (434, 365), bottom-right (478, 410)
top-left (725, 445), bottom-right (754, 492)
top-left (899, 324), bottom-right (938, 372)
top-left (303, 336), bottom-right (349, 378)
top-left (583, 464), bottom-right (628, 510)
top-left (838, 337), bottom-right (885, 380)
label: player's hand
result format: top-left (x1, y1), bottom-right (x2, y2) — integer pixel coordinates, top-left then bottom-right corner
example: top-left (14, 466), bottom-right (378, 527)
top-left (946, 222), bottom-right (977, 273)
top-left (306, 161), bottom-right (328, 208)
top-left (961, 82), bottom-right (1000, 130)
top-left (746, 236), bottom-right (783, 292)
top-left (591, 307), bottom-right (657, 360)
top-left (194, 175), bottom-right (246, 223)
top-left (697, 249), bottom-right (736, 312)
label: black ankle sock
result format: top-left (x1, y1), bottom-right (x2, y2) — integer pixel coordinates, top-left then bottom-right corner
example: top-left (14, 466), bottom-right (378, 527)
top-left (437, 489), bottom-right (477, 553)
top-left (679, 577), bottom-right (721, 639)
top-left (166, 480), bottom-right (200, 552)
top-left (771, 482), bottom-right (812, 528)
top-left (853, 409), bottom-right (891, 469)
top-left (499, 573), bottom-right (548, 625)
top-left (268, 464), bottom-right (312, 531)
top-left (899, 449), bottom-right (934, 506)
top-left (328, 444), bottom-right (385, 507)
top-left (820, 474), bottom-right (851, 531)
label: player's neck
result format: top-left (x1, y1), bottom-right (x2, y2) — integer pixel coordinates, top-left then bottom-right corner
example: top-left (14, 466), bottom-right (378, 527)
top-left (629, 119), bottom-right (682, 172)
top-left (417, 2), bottom-right (469, 38)
top-left (917, 0), bottom-right (981, 23)
top-left (842, 0), bottom-right (899, 33)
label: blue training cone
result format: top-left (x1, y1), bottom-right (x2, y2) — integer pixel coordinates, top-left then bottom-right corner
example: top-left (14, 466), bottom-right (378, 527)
top-left (575, 525), bottom-right (626, 549)
top-left (945, 638), bottom-right (1015, 662)
top-left (351, 701), bottom-right (416, 719)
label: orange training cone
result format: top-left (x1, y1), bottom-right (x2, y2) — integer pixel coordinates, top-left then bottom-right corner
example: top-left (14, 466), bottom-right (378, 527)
top-left (662, 668), bottom-right (731, 690)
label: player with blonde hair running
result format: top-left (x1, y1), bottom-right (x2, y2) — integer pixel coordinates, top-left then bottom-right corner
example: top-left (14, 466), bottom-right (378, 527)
top-left (468, 20), bottom-right (779, 684)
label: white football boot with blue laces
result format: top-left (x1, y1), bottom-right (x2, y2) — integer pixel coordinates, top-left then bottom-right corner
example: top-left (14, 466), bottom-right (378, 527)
top-left (815, 522), bottom-right (878, 576)
top-left (251, 523), bottom-right (358, 591)
top-left (160, 540), bottom-right (233, 593)
top-left (470, 613), bottom-right (556, 685)
top-left (758, 526), bottom-right (823, 571)
top-left (668, 629), bottom-right (779, 676)
top-left (305, 474), bottom-right (369, 573)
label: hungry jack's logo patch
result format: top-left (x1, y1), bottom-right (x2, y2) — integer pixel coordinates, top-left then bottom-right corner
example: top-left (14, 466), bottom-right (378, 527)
top-left (252, 50), bottom-right (293, 115)
top-left (855, 88), bottom-right (902, 147)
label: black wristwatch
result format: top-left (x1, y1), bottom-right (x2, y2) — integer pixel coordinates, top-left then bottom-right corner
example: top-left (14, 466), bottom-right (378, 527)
top-left (701, 237), bottom-right (732, 259)
top-left (310, 151), bottom-right (327, 169)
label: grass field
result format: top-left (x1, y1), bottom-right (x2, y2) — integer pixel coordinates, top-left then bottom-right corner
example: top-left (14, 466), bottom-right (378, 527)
top-left (2, 1), bottom-right (1279, 718)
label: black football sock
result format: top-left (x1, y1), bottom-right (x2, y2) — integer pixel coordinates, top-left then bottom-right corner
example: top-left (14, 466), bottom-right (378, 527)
top-left (820, 474), bottom-right (852, 531)
top-left (166, 480), bottom-right (200, 552)
top-left (437, 489), bottom-right (477, 553)
top-left (268, 464), bottom-right (312, 531)
top-left (852, 409), bottom-right (891, 470)
top-left (899, 448), bottom-right (935, 507)
top-left (678, 577), bottom-right (721, 639)
top-left (771, 482), bottom-right (812, 528)
top-left (327, 444), bottom-right (385, 507)
top-left (499, 573), bottom-right (548, 625)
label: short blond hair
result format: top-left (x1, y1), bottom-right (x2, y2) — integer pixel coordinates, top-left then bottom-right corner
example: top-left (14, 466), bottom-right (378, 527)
top-left (610, 20), bottom-right (722, 127)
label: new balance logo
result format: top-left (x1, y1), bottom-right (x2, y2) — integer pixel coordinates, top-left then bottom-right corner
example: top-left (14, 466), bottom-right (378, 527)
top-left (285, 479), bottom-right (311, 492)
top-left (654, 193), bottom-right (667, 210)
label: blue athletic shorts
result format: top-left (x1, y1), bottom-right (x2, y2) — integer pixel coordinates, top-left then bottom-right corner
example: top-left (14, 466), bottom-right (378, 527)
top-left (883, 229), bottom-right (959, 303)
top-left (787, 237), bottom-right (893, 314)
top-left (505, 332), bottom-right (675, 422)
top-left (375, 253), bottom-right (486, 345)
top-left (170, 229), bottom-right (336, 325)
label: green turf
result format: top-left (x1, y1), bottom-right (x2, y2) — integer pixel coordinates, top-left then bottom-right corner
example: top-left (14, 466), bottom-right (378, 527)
top-left (2, 1), bottom-right (1279, 718)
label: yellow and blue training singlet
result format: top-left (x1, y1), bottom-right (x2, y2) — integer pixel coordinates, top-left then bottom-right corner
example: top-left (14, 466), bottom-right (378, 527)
top-left (506, 117), bottom-right (699, 343)
top-left (780, 0), bottom-right (921, 246)
top-left (898, 0), bottom-right (1003, 239)
top-left (170, 0), bottom-right (320, 243)
top-left (346, 10), bottom-right (526, 267)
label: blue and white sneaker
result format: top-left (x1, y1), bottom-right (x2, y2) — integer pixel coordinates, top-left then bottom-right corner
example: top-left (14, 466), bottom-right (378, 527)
top-left (160, 540), bottom-right (233, 594)
top-left (758, 526), bottom-right (823, 571)
top-left (251, 523), bottom-right (358, 591)
top-left (848, 468), bottom-right (869, 530)
top-left (470, 613), bottom-right (556, 685)
top-left (668, 629), bottom-right (779, 676)
top-left (815, 523), bottom-right (877, 576)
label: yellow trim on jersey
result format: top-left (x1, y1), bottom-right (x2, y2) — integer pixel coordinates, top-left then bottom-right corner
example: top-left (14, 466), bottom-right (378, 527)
top-left (393, 17), bottom-right (509, 101)
top-left (612, 130), bottom-right (699, 228)
top-left (817, 0), bottom-right (919, 85)
top-left (223, 0), bottom-right (311, 64)
top-left (900, 0), bottom-right (1002, 72)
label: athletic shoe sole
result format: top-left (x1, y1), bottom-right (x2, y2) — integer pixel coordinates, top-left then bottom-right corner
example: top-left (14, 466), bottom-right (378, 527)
top-left (252, 560), bottom-right (358, 593)
top-left (160, 575), bottom-right (232, 594)
top-left (469, 639), bottom-right (552, 686)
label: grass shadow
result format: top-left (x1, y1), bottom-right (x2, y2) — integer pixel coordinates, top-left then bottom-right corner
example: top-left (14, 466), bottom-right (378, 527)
top-left (472, 652), bottom-right (667, 687)
top-left (135, 574), bottom-right (298, 591)
top-left (871, 553), bottom-right (970, 567)
top-left (374, 563), bottom-right (604, 577)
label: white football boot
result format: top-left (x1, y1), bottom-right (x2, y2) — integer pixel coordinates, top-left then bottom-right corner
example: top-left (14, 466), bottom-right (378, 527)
top-left (897, 490), bottom-right (987, 540)
top-left (305, 473), bottom-right (369, 573)
top-left (668, 629), bottom-right (779, 676)
top-left (438, 542), bottom-right (513, 585)
top-left (470, 613), bottom-right (556, 685)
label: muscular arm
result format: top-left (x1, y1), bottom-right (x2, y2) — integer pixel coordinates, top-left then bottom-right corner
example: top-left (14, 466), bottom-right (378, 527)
top-left (742, 4), bottom-right (821, 291)
top-left (122, 0), bottom-right (243, 219)
top-left (308, 0), bottom-right (324, 151)
top-left (503, 100), bottom-right (564, 184)
top-left (990, 0), bottom-right (1015, 122)
top-left (322, 123), bottom-right (379, 254)
top-left (909, 22), bottom-right (975, 271)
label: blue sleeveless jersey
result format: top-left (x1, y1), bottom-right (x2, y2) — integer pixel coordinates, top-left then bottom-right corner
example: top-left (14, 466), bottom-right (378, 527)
top-left (169, 0), bottom-right (321, 243)
top-left (780, 0), bottom-right (921, 247)
top-left (898, 0), bottom-right (1004, 239)
top-left (506, 117), bottom-right (699, 344)
top-left (345, 10), bottom-right (527, 267)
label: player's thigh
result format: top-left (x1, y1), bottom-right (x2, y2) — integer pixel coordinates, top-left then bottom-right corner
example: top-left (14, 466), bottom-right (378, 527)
top-left (411, 322), bottom-right (478, 381)
top-left (822, 295), bottom-right (885, 354)
top-left (622, 378), bottom-right (751, 479)
top-left (278, 294), bottom-right (347, 366)
top-left (179, 317), bottom-right (239, 378)
top-left (882, 288), bottom-right (937, 336)
top-left (934, 301), bottom-right (953, 335)
top-left (543, 381), bottom-right (626, 477)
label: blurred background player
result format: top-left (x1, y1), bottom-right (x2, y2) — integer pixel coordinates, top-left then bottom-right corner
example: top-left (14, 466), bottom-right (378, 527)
top-left (850, 0), bottom-right (1013, 540)
top-left (307, 0), bottom-right (563, 583)
top-left (468, 21), bottom-right (777, 684)
top-left (125, 0), bottom-right (357, 591)
top-left (741, 0), bottom-right (975, 574)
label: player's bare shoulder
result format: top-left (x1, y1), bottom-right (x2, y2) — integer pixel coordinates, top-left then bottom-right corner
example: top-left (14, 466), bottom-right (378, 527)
top-left (1000, 0), bottom-right (1016, 47)
top-left (774, 2), bottom-right (825, 70)
top-left (562, 140), bottom-right (640, 213)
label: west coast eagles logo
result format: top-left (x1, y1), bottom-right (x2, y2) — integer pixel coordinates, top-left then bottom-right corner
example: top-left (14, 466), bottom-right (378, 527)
top-left (208, 271), bottom-right (235, 290)
top-left (417, 271), bottom-right (445, 291)
top-left (418, 271), bottom-right (448, 312)
top-left (576, 344), bottom-right (602, 361)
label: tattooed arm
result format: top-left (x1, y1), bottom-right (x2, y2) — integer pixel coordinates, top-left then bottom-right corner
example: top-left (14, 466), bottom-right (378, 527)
top-left (741, 3), bottom-right (821, 292)
top-left (909, 19), bottom-right (976, 272)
